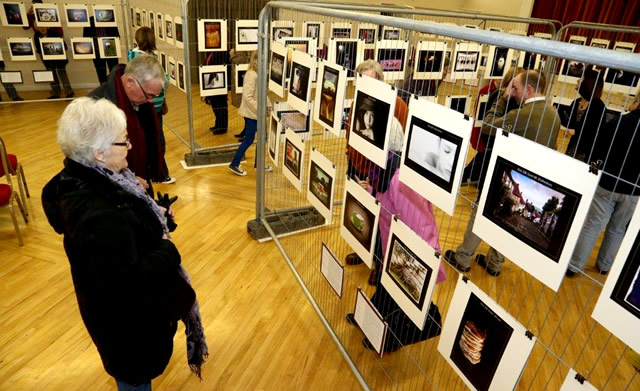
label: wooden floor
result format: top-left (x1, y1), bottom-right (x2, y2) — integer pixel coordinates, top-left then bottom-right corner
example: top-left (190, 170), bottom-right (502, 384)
top-left (0, 100), bottom-right (359, 390)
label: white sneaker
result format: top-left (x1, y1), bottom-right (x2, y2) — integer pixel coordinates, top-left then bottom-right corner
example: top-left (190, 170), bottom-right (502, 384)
top-left (265, 166), bottom-right (273, 172)
top-left (228, 164), bottom-right (247, 176)
top-left (160, 176), bottom-right (176, 184)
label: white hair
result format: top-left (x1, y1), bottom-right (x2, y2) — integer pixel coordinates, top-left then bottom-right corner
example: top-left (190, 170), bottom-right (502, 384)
top-left (57, 97), bottom-right (127, 166)
top-left (124, 54), bottom-right (166, 88)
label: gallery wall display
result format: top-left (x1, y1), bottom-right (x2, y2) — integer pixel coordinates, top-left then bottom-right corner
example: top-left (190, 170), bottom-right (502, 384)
top-left (175, 17), bottom-right (183, 49)
top-left (33, 70), bottom-right (54, 83)
top-left (613, 41), bottom-right (636, 52)
top-left (590, 38), bottom-right (610, 49)
top-left (199, 65), bottom-right (227, 97)
top-left (177, 61), bottom-right (185, 92)
top-left (340, 177), bottom-right (381, 268)
top-left (1, 1), bottom-right (27, 27)
top-left (93, 5), bottom-right (117, 27)
top-left (40, 37), bottom-right (66, 61)
top-left (33, 3), bottom-right (60, 27)
top-left (445, 95), bottom-right (472, 116)
top-left (63, 4), bottom-right (90, 27)
top-left (568, 35), bottom-right (587, 46)
top-left (483, 45), bottom-right (513, 80)
top-left (452, 42), bottom-right (482, 80)
top-left (330, 22), bottom-right (352, 39)
top-left (283, 128), bottom-right (305, 192)
top-left (559, 369), bottom-right (598, 391)
top-left (474, 94), bottom-right (489, 127)
top-left (98, 37), bottom-right (120, 59)
top-left (0, 70), bottom-right (22, 84)
top-left (234, 64), bottom-right (248, 94)
top-left (313, 59), bottom-right (348, 136)
top-left (303, 21), bottom-right (323, 48)
top-left (353, 288), bottom-right (387, 355)
top-left (413, 41), bottom-right (448, 80)
top-left (592, 204), bottom-right (640, 353)
top-left (348, 73), bottom-right (398, 168)
top-left (307, 148), bottom-right (336, 224)
top-left (168, 56), bottom-right (176, 85)
top-left (156, 13), bottom-right (164, 41)
top-left (399, 97), bottom-right (472, 216)
top-left (7, 37), bottom-right (36, 61)
top-left (357, 23), bottom-right (377, 49)
top-left (235, 19), bottom-right (258, 52)
top-left (165, 15), bottom-right (174, 46)
top-left (438, 275), bottom-right (536, 391)
top-left (328, 38), bottom-right (363, 80)
top-left (375, 40), bottom-right (409, 81)
top-left (287, 49), bottom-right (315, 115)
top-left (382, 26), bottom-right (401, 40)
top-left (269, 40), bottom-right (288, 97)
top-left (320, 242), bottom-right (344, 298)
top-left (268, 111), bottom-right (281, 166)
top-left (271, 20), bottom-right (295, 42)
top-left (159, 52), bottom-right (167, 72)
top-left (473, 130), bottom-right (599, 291)
top-left (381, 218), bottom-right (442, 329)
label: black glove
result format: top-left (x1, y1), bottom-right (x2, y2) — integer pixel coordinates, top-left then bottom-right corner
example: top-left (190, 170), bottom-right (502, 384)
top-left (156, 191), bottom-right (178, 232)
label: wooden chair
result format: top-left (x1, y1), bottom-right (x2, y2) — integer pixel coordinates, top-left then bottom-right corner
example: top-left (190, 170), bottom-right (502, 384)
top-left (0, 137), bottom-right (27, 246)
top-left (0, 139), bottom-right (29, 218)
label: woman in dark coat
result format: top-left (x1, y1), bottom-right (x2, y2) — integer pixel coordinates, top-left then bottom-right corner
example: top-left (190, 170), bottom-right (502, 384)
top-left (42, 98), bottom-right (207, 390)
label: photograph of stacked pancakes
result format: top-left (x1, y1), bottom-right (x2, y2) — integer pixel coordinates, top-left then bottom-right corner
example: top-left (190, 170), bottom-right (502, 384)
top-left (459, 320), bottom-right (486, 364)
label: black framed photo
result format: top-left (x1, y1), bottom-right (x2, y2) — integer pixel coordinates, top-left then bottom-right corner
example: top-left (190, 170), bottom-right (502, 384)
top-left (202, 71), bottom-right (225, 89)
top-left (318, 65), bottom-right (340, 128)
top-left (270, 51), bottom-right (285, 86)
top-left (417, 49), bottom-right (443, 73)
top-left (332, 27), bottom-right (351, 38)
top-left (351, 90), bottom-right (391, 150)
top-left (386, 233), bottom-right (432, 308)
top-left (454, 50), bottom-right (479, 72)
top-left (289, 62), bottom-right (311, 102)
top-left (343, 189), bottom-right (375, 250)
top-left (272, 26), bottom-right (293, 40)
top-left (284, 138), bottom-right (301, 180)
top-left (310, 160), bottom-right (333, 210)
top-left (488, 47), bottom-right (509, 78)
top-left (611, 232), bottom-right (640, 319)
top-left (377, 48), bottom-right (405, 72)
top-left (358, 28), bottom-right (376, 44)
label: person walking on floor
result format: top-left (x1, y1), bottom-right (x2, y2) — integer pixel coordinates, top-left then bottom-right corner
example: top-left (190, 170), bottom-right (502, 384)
top-left (228, 52), bottom-right (258, 176)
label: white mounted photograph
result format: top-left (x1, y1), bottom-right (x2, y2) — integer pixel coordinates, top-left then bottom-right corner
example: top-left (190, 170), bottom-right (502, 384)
top-left (92, 4), bottom-right (117, 27)
top-left (613, 41), bottom-right (636, 52)
top-left (307, 148), bottom-right (337, 224)
top-left (399, 97), bottom-right (472, 216)
top-left (268, 111), bottom-right (282, 166)
top-left (340, 177), bottom-right (381, 268)
top-left (330, 22), bottom-right (352, 39)
top-left (484, 45), bottom-right (513, 80)
top-left (348, 73), bottom-right (398, 168)
top-left (313, 59), bottom-right (348, 136)
top-left (382, 26), bottom-right (401, 40)
top-left (269, 40), bottom-right (288, 97)
top-left (592, 205), bottom-right (640, 353)
top-left (413, 41), bottom-right (448, 80)
top-left (357, 23), bottom-right (377, 49)
top-left (438, 275), bottom-right (536, 391)
top-left (282, 37), bottom-right (316, 82)
top-left (33, 3), bottom-right (60, 27)
top-left (156, 13), bottom-right (164, 41)
top-left (328, 38), bottom-right (363, 80)
top-left (590, 38), bottom-right (610, 49)
top-left (375, 39), bottom-right (409, 81)
top-left (63, 4), bottom-right (90, 27)
top-left (381, 218), bottom-right (441, 330)
top-left (98, 37), bottom-right (120, 59)
top-left (235, 19), bottom-right (258, 52)
top-left (272, 20), bottom-right (295, 42)
top-left (452, 42), bottom-right (482, 80)
top-left (557, 57), bottom-right (587, 84)
top-left (177, 61), bottom-right (185, 92)
top-left (199, 65), bottom-right (227, 97)
top-left (39, 37), bottom-right (66, 61)
top-left (568, 35), bottom-right (587, 45)
top-left (604, 67), bottom-right (640, 95)
top-left (445, 95), bottom-right (472, 116)
top-left (473, 130), bottom-right (600, 291)
top-left (7, 37), bottom-right (36, 61)
top-left (303, 21), bottom-right (324, 48)
top-left (1, 2), bottom-right (28, 27)
top-left (175, 16), bottom-right (184, 49)
top-left (234, 64), bottom-right (248, 94)
top-left (168, 56), bottom-right (176, 85)
top-left (287, 49), bottom-right (315, 115)
top-left (283, 128), bottom-right (305, 192)
top-left (164, 15), bottom-right (174, 46)
top-left (474, 94), bottom-right (490, 127)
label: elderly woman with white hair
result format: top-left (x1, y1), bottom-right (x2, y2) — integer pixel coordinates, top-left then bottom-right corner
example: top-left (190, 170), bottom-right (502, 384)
top-left (42, 97), bottom-right (207, 391)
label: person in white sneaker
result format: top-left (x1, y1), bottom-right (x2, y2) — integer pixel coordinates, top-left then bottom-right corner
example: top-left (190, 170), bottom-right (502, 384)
top-left (229, 51), bottom-right (258, 176)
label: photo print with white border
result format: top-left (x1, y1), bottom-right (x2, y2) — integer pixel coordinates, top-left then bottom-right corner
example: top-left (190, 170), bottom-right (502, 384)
top-left (1, 2), bottom-right (28, 27)
top-left (282, 37), bottom-right (315, 82)
top-left (234, 64), bottom-right (248, 94)
top-left (269, 40), bottom-right (288, 97)
top-left (559, 369), bottom-right (598, 391)
top-left (164, 15), bottom-right (174, 46)
top-left (40, 37), bottom-right (66, 61)
top-left (156, 13), bottom-right (164, 41)
top-left (283, 128), bottom-right (305, 192)
top-left (235, 19), bottom-right (258, 52)
top-left (199, 65), bottom-right (227, 96)
top-left (328, 38), bottom-right (364, 80)
top-left (33, 3), bottom-right (61, 27)
top-left (287, 49), bottom-right (315, 114)
top-left (375, 39), bottom-right (409, 81)
top-left (484, 46), bottom-right (514, 80)
top-left (445, 95), bottom-right (472, 116)
top-left (330, 22), bottom-right (352, 39)
top-left (340, 177), bottom-right (381, 268)
top-left (92, 4), bottom-right (117, 27)
top-left (313, 59), bottom-right (348, 136)
top-left (358, 23), bottom-right (377, 48)
top-left (303, 21), bottom-right (323, 49)
top-left (175, 17), bottom-right (184, 49)
top-left (98, 37), bottom-right (120, 59)
top-left (307, 148), bottom-right (337, 224)
top-left (63, 4), bottom-right (90, 27)
top-left (413, 41), bottom-right (448, 80)
top-left (271, 20), bottom-right (295, 43)
top-left (452, 42), bottom-right (482, 80)
top-left (8, 37), bottom-right (36, 61)
top-left (168, 56), bottom-right (176, 86)
top-left (268, 111), bottom-right (281, 166)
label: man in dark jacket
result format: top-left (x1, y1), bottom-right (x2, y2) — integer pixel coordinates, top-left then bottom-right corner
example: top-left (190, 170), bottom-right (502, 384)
top-left (88, 55), bottom-right (166, 190)
top-left (567, 94), bottom-right (640, 275)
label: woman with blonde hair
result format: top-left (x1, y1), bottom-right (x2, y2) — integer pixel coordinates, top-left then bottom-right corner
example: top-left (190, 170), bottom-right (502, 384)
top-left (229, 51), bottom-right (259, 176)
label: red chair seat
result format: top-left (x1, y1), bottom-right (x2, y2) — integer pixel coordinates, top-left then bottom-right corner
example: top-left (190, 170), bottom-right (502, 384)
top-left (0, 154), bottom-right (18, 176)
top-left (0, 184), bottom-right (10, 207)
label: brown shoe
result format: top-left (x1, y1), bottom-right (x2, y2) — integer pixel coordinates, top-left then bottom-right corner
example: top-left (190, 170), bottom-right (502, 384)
top-left (368, 268), bottom-right (379, 286)
top-left (345, 253), bottom-right (363, 265)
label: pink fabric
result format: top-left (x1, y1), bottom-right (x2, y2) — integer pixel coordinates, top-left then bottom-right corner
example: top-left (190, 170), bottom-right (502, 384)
top-left (376, 171), bottom-right (447, 284)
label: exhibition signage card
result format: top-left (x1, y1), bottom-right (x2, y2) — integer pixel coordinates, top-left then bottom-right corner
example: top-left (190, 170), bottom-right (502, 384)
top-left (354, 288), bottom-right (387, 356)
top-left (307, 148), bottom-right (336, 224)
top-left (320, 242), bottom-right (344, 298)
top-left (340, 177), bottom-right (380, 268)
top-left (313, 59), bottom-right (348, 136)
top-left (283, 128), bottom-right (305, 192)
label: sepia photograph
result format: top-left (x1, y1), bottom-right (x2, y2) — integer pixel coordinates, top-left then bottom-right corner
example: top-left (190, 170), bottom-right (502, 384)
top-left (343, 190), bottom-right (375, 251)
top-left (386, 234), bottom-right (432, 307)
top-left (318, 66), bottom-right (340, 128)
top-left (2, 2), bottom-right (26, 26)
top-left (284, 139), bottom-right (301, 180)
top-left (352, 90), bottom-right (391, 150)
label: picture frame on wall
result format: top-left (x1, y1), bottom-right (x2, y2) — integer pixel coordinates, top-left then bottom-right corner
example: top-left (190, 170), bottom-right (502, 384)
top-left (1, 2), bottom-right (28, 27)
top-left (452, 42), bottom-right (482, 80)
top-left (268, 111), bottom-right (282, 166)
top-left (168, 56), bottom-right (176, 85)
top-left (134, 7), bottom-right (141, 27)
top-left (328, 38), bottom-right (364, 80)
top-left (141, 9), bottom-right (146, 27)
top-left (165, 15), bottom-right (174, 46)
top-left (357, 23), bottom-right (377, 49)
top-left (234, 64), bottom-right (248, 94)
top-left (313, 59), bottom-right (348, 136)
top-left (175, 17), bottom-right (183, 49)
top-left (63, 4), bottom-right (90, 27)
top-left (0, 70), bottom-right (22, 84)
top-left (7, 37), bottom-right (36, 61)
top-left (330, 22), bottom-right (352, 39)
top-left (483, 45), bottom-right (513, 80)
top-left (197, 19), bottom-right (227, 52)
top-left (282, 37), bottom-right (315, 81)
top-left (98, 37), bottom-right (121, 59)
top-left (177, 61), bottom-right (185, 92)
top-left (303, 21), bottom-right (323, 49)
top-left (160, 52), bottom-right (167, 72)
top-left (282, 128), bottom-right (305, 192)
top-left (590, 38), bottom-right (610, 49)
top-left (70, 37), bottom-right (95, 60)
top-left (149, 11), bottom-right (155, 34)
top-left (156, 13), bottom-right (164, 41)
top-left (287, 49), bottom-right (315, 115)
top-left (33, 3), bottom-right (61, 27)
top-left (236, 19), bottom-right (258, 52)
top-left (199, 65), bottom-right (227, 97)
top-left (92, 5), bottom-right (117, 27)
top-left (307, 148), bottom-right (337, 224)
top-left (340, 177), bottom-right (381, 268)
top-left (413, 41), bottom-right (448, 80)
top-left (375, 40), bottom-right (409, 81)
top-left (269, 40), bottom-right (288, 97)
top-left (271, 20), bottom-right (295, 43)
top-left (33, 70), bottom-right (54, 83)
top-left (39, 37), bottom-right (66, 61)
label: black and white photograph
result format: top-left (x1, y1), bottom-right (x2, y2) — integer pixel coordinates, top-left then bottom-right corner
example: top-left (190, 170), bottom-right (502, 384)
top-left (351, 90), bottom-right (390, 150)
top-left (271, 20), bottom-right (294, 42)
top-left (376, 44), bottom-right (407, 79)
top-left (307, 149), bottom-right (336, 224)
top-left (438, 275), bottom-right (536, 391)
top-left (328, 38), bottom-right (362, 80)
top-left (303, 21), bottom-right (323, 47)
top-left (287, 49), bottom-right (314, 114)
top-left (454, 51), bottom-right (479, 72)
top-left (269, 41), bottom-right (287, 97)
top-left (413, 41), bottom-right (448, 80)
top-left (485, 46), bottom-right (512, 79)
top-left (283, 38), bottom-right (313, 81)
top-left (40, 37), bottom-right (66, 61)
top-left (400, 97), bottom-right (472, 216)
top-left (8, 38), bottom-right (36, 61)
top-left (473, 130), bottom-right (599, 291)
top-left (93, 5), bottom-right (116, 27)
top-left (314, 61), bottom-right (347, 136)
top-left (236, 19), bottom-right (258, 51)
top-left (234, 64), bottom-right (248, 94)
top-left (156, 13), bottom-right (164, 40)
top-left (165, 15), bottom-right (174, 45)
top-left (168, 57), bottom-right (176, 85)
top-left (451, 43), bottom-right (482, 80)
top-left (592, 206), bottom-right (640, 353)
top-left (474, 94), bottom-right (490, 127)
top-left (387, 231), bottom-right (431, 306)
top-left (340, 178), bottom-right (380, 267)
top-left (358, 25), bottom-right (377, 46)
top-left (33, 3), bottom-right (60, 27)
top-left (604, 68), bottom-right (639, 94)
top-left (160, 52), bottom-right (167, 72)
top-left (1, 2), bottom-right (27, 27)
top-left (237, 27), bottom-right (257, 44)
top-left (98, 37), bottom-right (120, 59)
top-left (64, 4), bottom-right (89, 27)
top-left (558, 60), bottom-right (586, 83)
top-left (446, 95), bottom-right (471, 116)
top-left (175, 17), bottom-right (183, 48)
top-left (283, 128), bottom-right (305, 192)
top-left (177, 61), bottom-right (185, 92)
top-left (518, 50), bottom-right (540, 70)
top-left (199, 65), bottom-right (227, 97)
top-left (383, 28), bottom-right (401, 40)
top-left (289, 63), bottom-right (310, 102)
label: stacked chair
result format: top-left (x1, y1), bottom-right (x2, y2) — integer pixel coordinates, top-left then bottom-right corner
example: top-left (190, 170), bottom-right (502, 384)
top-left (0, 136), bottom-right (28, 246)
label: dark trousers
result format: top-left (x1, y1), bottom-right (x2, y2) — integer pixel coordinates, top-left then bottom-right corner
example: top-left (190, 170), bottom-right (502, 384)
top-left (48, 64), bottom-right (73, 97)
top-left (231, 118), bottom-right (257, 167)
top-left (208, 94), bottom-right (228, 133)
top-left (93, 58), bottom-right (119, 84)
top-left (157, 113), bottom-right (170, 179)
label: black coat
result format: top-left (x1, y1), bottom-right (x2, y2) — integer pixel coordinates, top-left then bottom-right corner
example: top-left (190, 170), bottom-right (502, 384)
top-left (559, 98), bottom-right (607, 162)
top-left (42, 158), bottom-right (195, 384)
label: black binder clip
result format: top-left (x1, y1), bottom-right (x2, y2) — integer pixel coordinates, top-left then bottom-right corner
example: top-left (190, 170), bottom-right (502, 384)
top-left (575, 372), bottom-right (586, 385)
top-left (502, 130), bottom-right (510, 137)
top-left (413, 94), bottom-right (419, 100)
top-left (393, 215), bottom-right (398, 222)
top-left (462, 275), bottom-right (469, 283)
top-left (463, 114), bottom-right (470, 121)
top-left (375, 199), bottom-right (380, 205)
top-left (589, 160), bottom-right (602, 175)
top-left (435, 251), bottom-right (441, 259)
top-left (525, 330), bottom-right (534, 340)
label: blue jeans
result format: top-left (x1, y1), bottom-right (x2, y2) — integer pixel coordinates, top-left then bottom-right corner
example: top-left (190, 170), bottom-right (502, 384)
top-left (568, 186), bottom-right (639, 273)
top-left (231, 117), bottom-right (257, 167)
top-left (116, 379), bottom-right (151, 391)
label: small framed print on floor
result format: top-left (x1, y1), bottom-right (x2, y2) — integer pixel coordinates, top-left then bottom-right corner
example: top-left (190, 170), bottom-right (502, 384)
top-left (592, 205), bottom-right (640, 353)
top-left (438, 274), bottom-right (536, 391)
top-left (283, 128), bottom-right (305, 192)
top-left (235, 19), bottom-right (258, 52)
top-left (375, 40), bottom-right (409, 81)
top-left (473, 130), bottom-right (599, 291)
top-left (307, 148), bottom-right (336, 224)
top-left (287, 49), bottom-right (315, 115)
top-left (559, 369), bottom-right (598, 391)
top-left (399, 97), bottom-right (472, 216)
top-left (452, 42), bottom-right (482, 80)
top-left (269, 40), bottom-right (288, 97)
top-left (348, 73), bottom-right (398, 169)
top-left (381, 218), bottom-right (441, 329)
top-left (92, 5), bottom-right (117, 28)
top-left (313, 59), bottom-right (348, 136)
top-left (413, 41), bottom-right (448, 80)
top-left (199, 65), bottom-right (227, 97)
top-left (483, 46), bottom-right (513, 80)
top-left (340, 177), bottom-right (380, 268)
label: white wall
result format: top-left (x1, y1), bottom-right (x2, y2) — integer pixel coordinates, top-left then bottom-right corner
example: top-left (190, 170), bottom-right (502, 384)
top-left (380, 0), bottom-right (535, 18)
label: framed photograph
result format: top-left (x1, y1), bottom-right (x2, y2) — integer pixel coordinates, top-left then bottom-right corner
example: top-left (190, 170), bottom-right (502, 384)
top-left (39, 37), bottom-right (66, 61)
top-left (156, 13), bottom-right (164, 41)
top-left (375, 40), bottom-right (408, 80)
top-left (283, 128), bottom-right (305, 192)
top-left (272, 20), bottom-right (295, 43)
top-left (234, 64), bottom-right (248, 94)
top-left (279, 109), bottom-right (310, 135)
top-left (382, 27), bottom-right (401, 40)
top-left (559, 369), bottom-right (598, 391)
top-left (134, 8), bottom-right (141, 27)
top-left (98, 37), bottom-right (120, 59)
top-left (199, 65), bottom-right (227, 97)
top-left (590, 38), bottom-right (610, 49)
top-left (175, 17), bottom-right (183, 49)
top-left (533, 32), bottom-right (552, 40)
top-left (282, 37), bottom-right (315, 81)
top-left (236, 19), bottom-right (258, 52)
top-left (614, 41), bottom-right (636, 52)
top-left (474, 130), bottom-right (599, 291)
top-left (268, 111), bottom-right (282, 166)
top-left (452, 42), bottom-right (482, 80)
top-left (287, 49), bottom-right (314, 114)
top-left (303, 21), bottom-right (323, 48)
top-left (164, 15), bottom-right (174, 46)
top-left (63, 4), bottom-right (89, 27)
top-left (381, 218), bottom-right (441, 329)
top-left (92, 5), bottom-right (116, 27)
top-left (33, 3), bottom-right (60, 27)
top-left (0, 70), bottom-right (22, 84)
top-left (568, 35), bottom-right (587, 45)
top-left (557, 58), bottom-right (587, 84)
top-left (313, 59), bottom-right (348, 136)
top-left (168, 56), bottom-right (176, 85)
top-left (399, 97), bottom-right (472, 216)
top-left (445, 95), bottom-right (472, 115)
top-left (197, 19), bottom-right (227, 52)
top-left (70, 37), bottom-right (95, 60)
top-left (177, 61), bottom-right (185, 92)
top-left (604, 68), bottom-right (640, 95)
top-left (149, 11), bottom-right (155, 34)
top-left (320, 242), bottom-right (344, 298)
top-left (413, 41), bottom-right (448, 80)
top-left (474, 94), bottom-right (490, 127)
top-left (269, 40), bottom-right (287, 97)
top-left (438, 275), bottom-right (536, 391)
top-left (141, 9), bottom-right (146, 27)
top-left (349, 73), bottom-right (397, 168)
top-left (483, 46), bottom-right (514, 80)
top-left (328, 38), bottom-right (364, 80)
top-left (330, 22), bottom-right (351, 39)
top-left (340, 177), bottom-right (381, 268)
top-left (33, 70), bottom-right (54, 83)
top-left (307, 148), bottom-right (336, 224)
top-left (592, 205), bottom-right (640, 353)
top-left (159, 52), bottom-right (167, 72)
top-left (1, 2), bottom-right (27, 26)
top-left (517, 50), bottom-right (541, 70)
top-left (357, 23), bottom-right (377, 48)
top-left (7, 37), bottom-right (36, 61)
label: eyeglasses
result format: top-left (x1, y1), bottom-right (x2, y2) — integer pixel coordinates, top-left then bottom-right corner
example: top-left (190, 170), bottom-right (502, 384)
top-left (133, 77), bottom-right (161, 100)
top-left (112, 137), bottom-right (131, 147)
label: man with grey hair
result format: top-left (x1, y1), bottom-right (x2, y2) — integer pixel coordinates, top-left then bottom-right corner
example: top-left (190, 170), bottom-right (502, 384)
top-left (89, 55), bottom-right (167, 192)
